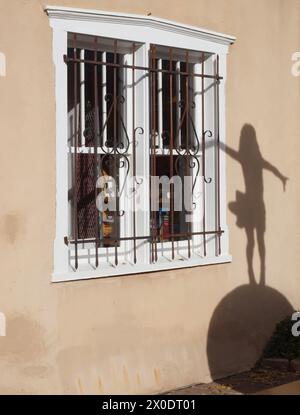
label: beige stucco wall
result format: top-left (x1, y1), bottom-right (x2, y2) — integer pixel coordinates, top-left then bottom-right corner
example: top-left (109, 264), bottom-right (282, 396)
top-left (0, 0), bottom-right (299, 394)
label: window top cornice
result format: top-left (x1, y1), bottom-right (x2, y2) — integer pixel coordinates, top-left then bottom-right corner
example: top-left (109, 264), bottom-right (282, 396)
top-left (45, 6), bottom-right (236, 47)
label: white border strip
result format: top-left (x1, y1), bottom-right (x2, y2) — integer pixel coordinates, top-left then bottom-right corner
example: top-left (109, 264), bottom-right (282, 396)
top-left (45, 6), bottom-right (236, 46)
top-left (52, 255), bottom-right (232, 282)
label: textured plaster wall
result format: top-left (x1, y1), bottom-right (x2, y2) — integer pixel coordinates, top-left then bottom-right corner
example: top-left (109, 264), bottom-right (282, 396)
top-left (0, 0), bottom-right (299, 394)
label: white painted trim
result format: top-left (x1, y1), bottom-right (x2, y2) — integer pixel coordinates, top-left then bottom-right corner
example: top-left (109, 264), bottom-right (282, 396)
top-left (45, 6), bottom-right (235, 47)
top-left (52, 254), bottom-right (232, 282)
top-left (53, 28), bottom-right (69, 276)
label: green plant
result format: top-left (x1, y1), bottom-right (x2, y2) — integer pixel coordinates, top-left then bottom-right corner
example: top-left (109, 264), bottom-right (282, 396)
top-left (262, 315), bottom-right (300, 362)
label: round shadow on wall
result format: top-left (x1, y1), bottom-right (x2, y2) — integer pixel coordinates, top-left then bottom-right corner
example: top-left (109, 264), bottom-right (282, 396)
top-left (206, 284), bottom-right (293, 380)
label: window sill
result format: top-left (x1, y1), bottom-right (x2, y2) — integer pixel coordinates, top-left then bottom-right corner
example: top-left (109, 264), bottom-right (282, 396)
top-left (52, 254), bottom-right (232, 283)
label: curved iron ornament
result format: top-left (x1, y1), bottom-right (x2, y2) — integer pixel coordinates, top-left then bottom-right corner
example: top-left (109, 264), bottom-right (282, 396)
top-left (203, 129), bottom-right (213, 184)
top-left (133, 127), bottom-right (144, 189)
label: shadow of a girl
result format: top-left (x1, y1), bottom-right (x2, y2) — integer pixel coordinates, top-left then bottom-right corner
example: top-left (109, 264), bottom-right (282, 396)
top-left (223, 124), bottom-right (288, 285)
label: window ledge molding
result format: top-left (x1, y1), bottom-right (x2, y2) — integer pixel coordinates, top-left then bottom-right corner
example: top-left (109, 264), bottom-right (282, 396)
top-left (52, 254), bottom-right (232, 283)
top-left (45, 6), bottom-right (236, 47)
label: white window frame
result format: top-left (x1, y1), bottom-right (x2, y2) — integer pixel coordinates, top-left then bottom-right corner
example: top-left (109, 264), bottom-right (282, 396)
top-left (46, 6), bottom-right (235, 282)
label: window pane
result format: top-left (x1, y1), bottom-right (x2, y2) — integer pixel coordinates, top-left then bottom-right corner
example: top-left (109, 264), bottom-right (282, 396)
top-left (67, 47), bottom-right (80, 147)
top-left (69, 153), bottom-right (120, 246)
top-left (153, 155), bottom-right (190, 242)
top-left (67, 42), bottom-right (121, 246)
top-left (83, 49), bottom-right (102, 147)
top-left (98, 155), bottom-right (120, 247)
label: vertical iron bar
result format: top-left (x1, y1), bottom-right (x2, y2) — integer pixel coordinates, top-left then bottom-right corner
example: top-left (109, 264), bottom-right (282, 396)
top-left (201, 52), bottom-right (207, 257)
top-left (102, 51), bottom-right (107, 149)
top-left (175, 61), bottom-right (181, 149)
top-left (169, 48), bottom-right (175, 259)
top-left (80, 49), bottom-right (85, 147)
top-left (132, 43), bottom-right (137, 263)
top-left (157, 59), bottom-right (163, 149)
top-left (150, 45), bottom-right (155, 263)
top-left (113, 40), bottom-right (118, 266)
top-left (73, 33), bottom-right (79, 269)
top-left (150, 45), bottom-right (157, 263)
top-left (94, 37), bottom-right (99, 267)
top-left (216, 54), bottom-right (221, 255)
top-left (99, 51), bottom-right (104, 243)
top-left (153, 47), bottom-right (158, 262)
top-left (149, 46), bottom-right (153, 263)
top-left (185, 50), bottom-right (191, 258)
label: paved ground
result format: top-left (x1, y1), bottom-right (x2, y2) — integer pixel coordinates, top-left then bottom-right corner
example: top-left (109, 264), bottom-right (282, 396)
top-left (166, 368), bottom-right (300, 395)
top-left (255, 380), bottom-right (300, 395)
